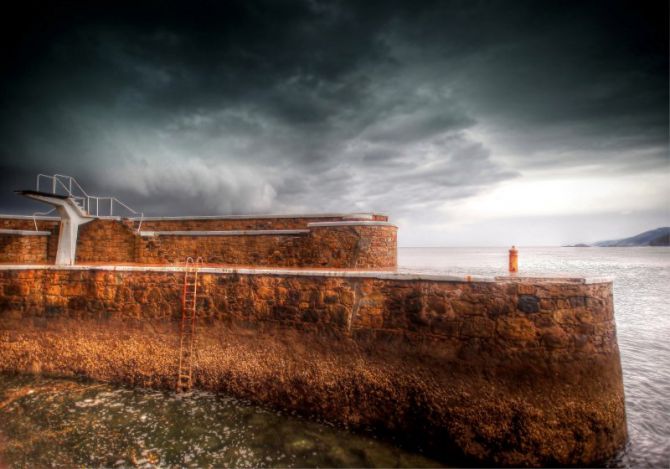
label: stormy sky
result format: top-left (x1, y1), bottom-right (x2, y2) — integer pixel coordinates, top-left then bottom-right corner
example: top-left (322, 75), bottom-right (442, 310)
top-left (0, 0), bottom-right (667, 246)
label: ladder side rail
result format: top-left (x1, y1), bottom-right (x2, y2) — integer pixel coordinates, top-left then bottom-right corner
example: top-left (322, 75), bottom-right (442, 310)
top-left (177, 258), bottom-right (189, 386)
top-left (177, 257), bottom-right (196, 392)
top-left (177, 271), bottom-right (188, 390)
top-left (189, 258), bottom-right (200, 384)
top-left (188, 260), bottom-right (200, 385)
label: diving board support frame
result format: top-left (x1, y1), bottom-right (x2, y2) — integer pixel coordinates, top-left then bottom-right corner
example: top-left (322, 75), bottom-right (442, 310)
top-left (18, 191), bottom-right (94, 266)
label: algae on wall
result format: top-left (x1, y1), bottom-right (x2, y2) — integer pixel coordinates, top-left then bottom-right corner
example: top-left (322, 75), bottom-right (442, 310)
top-left (0, 268), bottom-right (627, 466)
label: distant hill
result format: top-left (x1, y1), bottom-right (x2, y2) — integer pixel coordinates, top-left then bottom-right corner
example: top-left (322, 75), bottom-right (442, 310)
top-left (592, 227), bottom-right (670, 247)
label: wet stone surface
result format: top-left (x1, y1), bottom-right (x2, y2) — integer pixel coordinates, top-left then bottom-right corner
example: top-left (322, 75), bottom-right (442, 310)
top-left (0, 374), bottom-right (440, 468)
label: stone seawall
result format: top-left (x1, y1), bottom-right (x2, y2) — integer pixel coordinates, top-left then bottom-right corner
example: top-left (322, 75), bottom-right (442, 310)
top-left (0, 266), bottom-right (627, 466)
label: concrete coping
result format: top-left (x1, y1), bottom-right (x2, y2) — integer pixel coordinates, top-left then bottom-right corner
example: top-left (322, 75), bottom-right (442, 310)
top-left (342, 213), bottom-right (375, 220)
top-left (138, 222), bottom-right (395, 236)
top-left (0, 229), bottom-right (51, 236)
top-left (494, 275), bottom-right (614, 285)
top-left (0, 214), bottom-right (60, 221)
top-left (0, 213), bottom-right (385, 223)
top-left (139, 229), bottom-right (310, 237)
top-left (0, 264), bottom-right (613, 284)
top-left (128, 212), bottom-right (385, 221)
top-left (307, 221), bottom-right (397, 228)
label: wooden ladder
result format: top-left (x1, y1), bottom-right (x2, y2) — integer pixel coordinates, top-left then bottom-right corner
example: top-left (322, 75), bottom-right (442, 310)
top-left (176, 256), bottom-right (203, 392)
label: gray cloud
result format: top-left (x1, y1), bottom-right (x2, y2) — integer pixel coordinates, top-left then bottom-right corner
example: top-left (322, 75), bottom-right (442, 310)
top-left (0, 0), bottom-right (666, 243)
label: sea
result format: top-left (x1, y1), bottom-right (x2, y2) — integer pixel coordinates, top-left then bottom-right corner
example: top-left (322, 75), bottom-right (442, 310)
top-left (0, 247), bottom-right (668, 467)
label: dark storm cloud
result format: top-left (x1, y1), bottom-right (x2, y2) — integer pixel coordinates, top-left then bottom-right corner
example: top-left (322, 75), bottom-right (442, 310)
top-left (0, 0), bottom-right (666, 217)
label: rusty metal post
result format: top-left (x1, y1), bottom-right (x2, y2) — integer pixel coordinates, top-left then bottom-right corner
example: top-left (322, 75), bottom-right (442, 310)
top-left (509, 245), bottom-right (518, 273)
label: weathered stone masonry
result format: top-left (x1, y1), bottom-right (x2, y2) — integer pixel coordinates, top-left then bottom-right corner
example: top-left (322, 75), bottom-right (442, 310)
top-left (0, 266), bottom-right (627, 466)
top-left (0, 232), bottom-right (49, 264)
top-left (0, 217), bottom-right (59, 264)
top-left (0, 214), bottom-right (397, 268)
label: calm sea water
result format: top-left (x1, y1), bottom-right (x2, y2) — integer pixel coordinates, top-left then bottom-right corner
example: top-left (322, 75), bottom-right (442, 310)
top-left (0, 375), bottom-right (439, 468)
top-left (0, 247), bottom-right (668, 467)
top-left (400, 246), bottom-right (670, 468)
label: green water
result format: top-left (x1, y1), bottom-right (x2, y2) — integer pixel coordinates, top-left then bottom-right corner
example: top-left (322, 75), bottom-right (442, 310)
top-left (0, 374), bottom-right (440, 468)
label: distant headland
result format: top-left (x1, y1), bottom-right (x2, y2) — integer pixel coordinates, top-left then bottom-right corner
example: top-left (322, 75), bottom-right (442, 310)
top-left (566, 227), bottom-right (670, 247)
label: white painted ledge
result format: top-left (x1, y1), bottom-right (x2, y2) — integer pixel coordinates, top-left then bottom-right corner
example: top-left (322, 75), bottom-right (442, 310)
top-left (130, 212), bottom-right (385, 221)
top-left (0, 214), bottom-right (60, 221)
top-left (494, 275), bottom-right (614, 284)
top-left (0, 229), bottom-right (51, 236)
top-left (0, 213), bottom-right (388, 223)
top-left (307, 221), bottom-right (397, 228)
top-left (0, 264), bottom-right (612, 285)
top-left (0, 264), bottom-right (494, 282)
top-left (140, 229), bottom-right (310, 237)
top-left (342, 213), bottom-right (375, 220)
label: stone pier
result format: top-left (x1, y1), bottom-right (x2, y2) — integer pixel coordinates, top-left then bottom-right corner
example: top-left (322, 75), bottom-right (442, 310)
top-left (0, 265), bottom-right (627, 466)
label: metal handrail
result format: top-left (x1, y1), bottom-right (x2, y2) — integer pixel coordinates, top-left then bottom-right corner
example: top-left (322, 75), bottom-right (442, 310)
top-left (33, 173), bottom-right (144, 232)
top-left (32, 207), bottom-right (57, 231)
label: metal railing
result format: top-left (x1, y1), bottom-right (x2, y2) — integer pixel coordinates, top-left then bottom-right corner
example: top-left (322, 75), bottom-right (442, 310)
top-left (32, 207), bottom-right (57, 232)
top-left (34, 174), bottom-right (144, 231)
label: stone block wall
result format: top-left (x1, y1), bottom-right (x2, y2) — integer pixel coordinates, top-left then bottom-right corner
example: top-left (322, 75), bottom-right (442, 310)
top-left (306, 224), bottom-right (397, 268)
top-left (0, 267), bottom-right (626, 466)
top-left (0, 233), bottom-right (49, 263)
top-left (0, 217), bottom-right (60, 264)
top-left (0, 215), bottom-right (396, 268)
top-left (0, 217), bottom-right (59, 232)
top-left (136, 213), bottom-right (388, 231)
top-left (76, 219), bottom-right (138, 263)
top-left (137, 233), bottom-right (309, 266)
top-left (137, 224), bottom-right (397, 268)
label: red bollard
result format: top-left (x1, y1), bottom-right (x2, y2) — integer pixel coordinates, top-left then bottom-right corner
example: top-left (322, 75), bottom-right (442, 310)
top-left (509, 245), bottom-right (518, 273)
